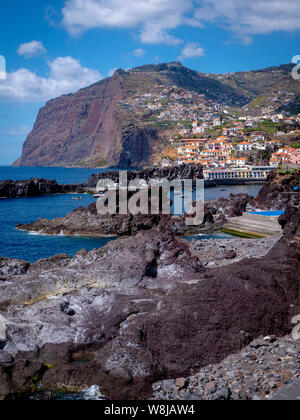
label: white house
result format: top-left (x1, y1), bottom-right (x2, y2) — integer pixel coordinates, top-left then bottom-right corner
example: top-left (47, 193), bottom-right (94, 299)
top-left (236, 142), bottom-right (253, 152)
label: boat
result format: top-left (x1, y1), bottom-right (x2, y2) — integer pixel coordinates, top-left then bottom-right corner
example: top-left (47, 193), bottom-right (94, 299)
top-left (72, 197), bottom-right (82, 200)
top-left (94, 193), bottom-right (105, 198)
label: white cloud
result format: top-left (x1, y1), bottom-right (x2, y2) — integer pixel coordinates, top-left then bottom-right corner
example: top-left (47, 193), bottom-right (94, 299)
top-left (61, 0), bottom-right (300, 46)
top-left (62, 0), bottom-right (192, 44)
top-left (133, 48), bottom-right (146, 58)
top-left (17, 41), bottom-right (47, 58)
top-left (0, 57), bottom-right (102, 102)
top-left (195, 0), bottom-right (300, 43)
top-left (179, 42), bottom-right (205, 60)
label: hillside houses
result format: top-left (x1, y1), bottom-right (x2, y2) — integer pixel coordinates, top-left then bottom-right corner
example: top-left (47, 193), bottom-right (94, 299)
top-left (270, 148), bottom-right (300, 167)
top-left (148, 87), bottom-right (300, 171)
top-left (176, 125), bottom-right (289, 171)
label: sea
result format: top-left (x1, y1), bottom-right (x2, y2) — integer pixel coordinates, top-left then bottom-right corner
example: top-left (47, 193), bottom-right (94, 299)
top-left (0, 166), bottom-right (262, 262)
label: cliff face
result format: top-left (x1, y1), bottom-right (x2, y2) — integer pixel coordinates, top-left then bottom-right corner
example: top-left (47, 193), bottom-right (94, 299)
top-left (13, 72), bottom-right (160, 168)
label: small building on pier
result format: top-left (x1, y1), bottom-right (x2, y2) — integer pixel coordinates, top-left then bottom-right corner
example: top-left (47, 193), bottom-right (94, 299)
top-left (204, 166), bottom-right (274, 181)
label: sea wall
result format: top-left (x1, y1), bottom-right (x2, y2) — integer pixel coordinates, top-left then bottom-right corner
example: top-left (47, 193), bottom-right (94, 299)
top-left (204, 178), bottom-right (266, 188)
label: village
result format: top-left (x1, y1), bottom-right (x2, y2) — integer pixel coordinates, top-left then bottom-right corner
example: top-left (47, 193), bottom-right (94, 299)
top-left (169, 112), bottom-right (300, 182)
top-left (120, 83), bottom-right (300, 182)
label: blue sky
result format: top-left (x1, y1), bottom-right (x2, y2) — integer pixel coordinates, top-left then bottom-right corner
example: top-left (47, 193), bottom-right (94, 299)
top-left (0, 0), bottom-right (300, 165)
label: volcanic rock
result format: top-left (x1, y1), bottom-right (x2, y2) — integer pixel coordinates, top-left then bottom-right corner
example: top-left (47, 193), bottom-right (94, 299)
top-left (85, 164), bottom-right (204, 189)
top-left (256, 171), bottom-right (300, 210)
top-left (0, 208), bottom-right (299, 400)
top-left (153, 335), bottom-right (300, 401)
top-left (0, 178), bottom-right (85, 199)
top-left (0, 258), bottom-right (30, 280)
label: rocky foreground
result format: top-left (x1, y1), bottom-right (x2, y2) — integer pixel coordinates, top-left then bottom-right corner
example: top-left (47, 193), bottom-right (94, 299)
top-left (189, 236), bottom-right (281, 268)
top-left (0, 206), bottom-right (299, 400)
top-left (152, 335), bottom-right (300, 400)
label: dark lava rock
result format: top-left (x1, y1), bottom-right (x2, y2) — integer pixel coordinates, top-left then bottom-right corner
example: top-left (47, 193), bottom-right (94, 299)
top-left (0, 207), bottom-right (299, 400)
top-left (215, 387), bottom-right (231, 400)
top-left (271, 379), bottom-right (300, 401)
top-left (16, 200), bottom-right (213, 237)
top-left (279, 205), bottom-right (300, 237)
top-left (85, 164), bottom-right (204, 189)
top-left (0, 178), bottom-right (85, 199)
top-left (256, 171), bottom-right (299, 210)
top-left (206, 193), bottom-right (257, 221)
top-left (249, 339), bottom-right (272, 349)
top-left (0, 258), bottom-right (30, 280)
top-left (0, 179), bottom-right (62, 199)
top-left (225, 250), bottom-right (237, 260)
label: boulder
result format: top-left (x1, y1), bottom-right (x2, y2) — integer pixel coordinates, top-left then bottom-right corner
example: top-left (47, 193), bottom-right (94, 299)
top-left (0, 258), bottom-right (30, 280)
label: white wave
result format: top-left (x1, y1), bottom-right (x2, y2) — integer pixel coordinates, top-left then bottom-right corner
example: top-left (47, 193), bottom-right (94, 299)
top-left (82, 385), bottom-right (105, 401)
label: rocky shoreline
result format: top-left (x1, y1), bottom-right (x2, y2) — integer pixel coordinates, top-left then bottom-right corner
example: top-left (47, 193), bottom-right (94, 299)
top-left (0, 169), bottom-right (299, 400)
top-left (0, 206), bottom-right (299, 400)
top-left (0, 178), bottom-right (86, 199)
top-left (0, 165), bottom-right (203, 199)
top-left (14, 170), bottom-right (300, 238)
top-left (16, 202), bottom-right (217, 237)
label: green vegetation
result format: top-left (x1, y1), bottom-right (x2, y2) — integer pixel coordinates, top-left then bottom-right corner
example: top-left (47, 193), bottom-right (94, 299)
top-left (247, 149), bottom-right (273, 166)
top-left (278, 94), bottom-right (300, 115)
top-left (206, 128), bottom-right (223, 137)
top-left (180, 120), bottom-right (193, 129)
top-left (77, 154), bottom-right (107, 168)
top-left (221, 228), bottom-right (265, 239)
top-left (147, 120), bottom-right (178, 130)
top-left (277, 168), bottom-right (300, 175)
top-left (243, 120), bottom-right (282, 134)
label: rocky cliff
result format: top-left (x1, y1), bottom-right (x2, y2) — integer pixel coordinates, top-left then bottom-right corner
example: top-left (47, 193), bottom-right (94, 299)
top-left (14, 62), bottom-right (300, 168)
top-left (13, 72), bottom-right (161, 169)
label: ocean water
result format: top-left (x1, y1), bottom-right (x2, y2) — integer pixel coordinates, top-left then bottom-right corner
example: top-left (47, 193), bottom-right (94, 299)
top-left (0, 167), bottom-right (263, 262)
top-left (0, 166), bottom-right (113, 184)
top-left (204, 184), bottom-right (261, 201)
top-left (185, 233), bottom-right (234, 241)
top-left (0, 193), bottom-right (117, 262)
top-left (0, 167), bottom-right (121, 262)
